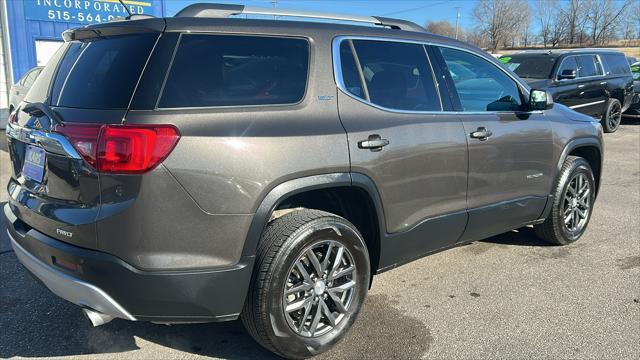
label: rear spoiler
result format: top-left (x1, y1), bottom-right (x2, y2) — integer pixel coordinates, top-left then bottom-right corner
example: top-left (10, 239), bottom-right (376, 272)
top-left (62, 18), bottom-right (165, 41)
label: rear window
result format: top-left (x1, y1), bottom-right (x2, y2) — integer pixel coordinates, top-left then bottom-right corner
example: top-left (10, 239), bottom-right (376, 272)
top-left (158, 34), bottom-right (309, 108)
top-left (602, 53), bottom-right (632, 76)
top-left (50, 34), bottom-right (158, 109)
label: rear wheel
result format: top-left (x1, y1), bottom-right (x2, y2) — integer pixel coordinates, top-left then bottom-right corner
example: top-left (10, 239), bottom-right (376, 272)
top-left (601, 98), bottom-right (622, 133)
top-left (241, 209), bottom-right (370, 359)
top-left (534, 156), bottom-right (595, 245)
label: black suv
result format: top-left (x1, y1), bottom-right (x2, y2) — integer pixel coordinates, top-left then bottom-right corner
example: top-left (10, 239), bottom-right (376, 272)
top-left (501, 50), bottom-right (634, 133)
top-left (4, 4), bottom-right (603, 359)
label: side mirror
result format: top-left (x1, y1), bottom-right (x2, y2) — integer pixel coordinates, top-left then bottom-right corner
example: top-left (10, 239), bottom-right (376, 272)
top-left (557, 69), bottom-right (576, 80)
top-left (529, 89), bottom-right (553, 111)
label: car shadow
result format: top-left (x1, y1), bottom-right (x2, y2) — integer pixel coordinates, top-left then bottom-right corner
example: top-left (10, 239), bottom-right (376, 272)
top-left (0, 262), bottom-right (279, 359)
top-left (621, 117), bottom-right (640, 125)
top-left (479, 226), bottom-right (554, 247)
top-left (0, 208), bottom-right (550, 359)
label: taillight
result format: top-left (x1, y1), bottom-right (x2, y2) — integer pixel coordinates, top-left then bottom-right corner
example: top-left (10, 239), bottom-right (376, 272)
top-left (53, 123), bottom-right (180, 174)
top-left (7, 111), bottom-right (17, 125)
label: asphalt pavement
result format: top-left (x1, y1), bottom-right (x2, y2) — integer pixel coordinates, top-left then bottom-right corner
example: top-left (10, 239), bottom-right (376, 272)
top-left (1, 121), bottom-right (639, 359)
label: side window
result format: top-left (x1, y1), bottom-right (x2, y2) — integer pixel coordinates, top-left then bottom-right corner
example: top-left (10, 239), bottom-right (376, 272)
top-left (602, 53), bottom-right (632, 76)
top-left (438, 47), bottom-right (523, 112)
top-left (557, 57), bottom-right (578, 79)
top-left (339, 41), bottom-right (365, 99)
top-left (577, 55), bottom-right (599, 77)
top-left (339, 39), bottom-right (441, 111)
top-left (159, 35), bottom-right (309, 108)
top-left (23, 69), bottom-right (41, 88)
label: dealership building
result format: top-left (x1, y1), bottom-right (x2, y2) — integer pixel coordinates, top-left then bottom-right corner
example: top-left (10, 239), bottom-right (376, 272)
top-left (0, 0), bottom-right (165, 128)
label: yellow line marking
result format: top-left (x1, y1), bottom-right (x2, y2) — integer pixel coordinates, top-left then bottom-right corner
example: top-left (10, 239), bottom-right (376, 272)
top-left (96, 0), bottom-right (152, 7)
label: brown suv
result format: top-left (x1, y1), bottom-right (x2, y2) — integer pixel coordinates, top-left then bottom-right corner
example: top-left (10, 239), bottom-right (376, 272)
top-left (4, 3), bottom-right (603, 358)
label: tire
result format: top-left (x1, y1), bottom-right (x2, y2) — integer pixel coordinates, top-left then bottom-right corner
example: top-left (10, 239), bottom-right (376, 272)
top-left (601, 98), bottom-right (622, 133)
top-left (241, 209), bottom-right (370, 359)
top-left (534, 156), bottom-right (596, 245)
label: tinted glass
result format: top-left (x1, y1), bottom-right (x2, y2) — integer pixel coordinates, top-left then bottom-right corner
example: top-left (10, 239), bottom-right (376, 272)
top-left (603, 53), bottom-right (632, 75)
top-left (159, 35), bottom-right (309, 108)
top-left (577, 55), bottom-right (599, 77)
top-left (51, 34), bottom-right (158, 109)
top-left (500, 54), bottom-right (557, 79)
top-left (346, 40), bottom-right (440, 111)
top-left (557, 57), bottom-right (578, 79)
top-left (339, 41), bottom-right (365, 99)
top-left (439, 47), bottom-right (522, 112)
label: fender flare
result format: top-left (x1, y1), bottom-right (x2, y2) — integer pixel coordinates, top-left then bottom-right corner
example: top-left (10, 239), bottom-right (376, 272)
top-left (555, 136), bottom-right (603, 189)
top-left (240, 172), bottom-right (386, 258)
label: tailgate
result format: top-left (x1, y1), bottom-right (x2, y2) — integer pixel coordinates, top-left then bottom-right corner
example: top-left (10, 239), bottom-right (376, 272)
top-left (5, 20), bottom-right (163, 248)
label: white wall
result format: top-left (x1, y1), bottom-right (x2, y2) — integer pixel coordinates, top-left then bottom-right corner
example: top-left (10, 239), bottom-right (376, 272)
top-left (0, 2), bottom-right (10, 128)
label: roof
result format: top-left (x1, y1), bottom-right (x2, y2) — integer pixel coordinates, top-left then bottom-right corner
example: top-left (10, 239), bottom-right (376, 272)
top-left (511, 48), bottom-right (626, 56)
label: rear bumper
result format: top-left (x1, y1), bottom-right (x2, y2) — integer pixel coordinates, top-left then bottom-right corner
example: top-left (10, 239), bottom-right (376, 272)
top-left (4, 203), bottom-right (254, 323)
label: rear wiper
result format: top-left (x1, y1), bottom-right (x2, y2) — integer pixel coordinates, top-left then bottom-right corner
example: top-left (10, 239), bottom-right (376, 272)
top-left (22, 102), bottom-right (64, 128)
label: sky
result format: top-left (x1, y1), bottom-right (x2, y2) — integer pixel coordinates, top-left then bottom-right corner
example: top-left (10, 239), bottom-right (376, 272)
top-left (163, 0), bottom-right (477, 31)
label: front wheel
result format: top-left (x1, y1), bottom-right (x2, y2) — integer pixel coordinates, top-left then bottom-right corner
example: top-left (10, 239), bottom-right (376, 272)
top-left (534, 156), bottom-right (596, 245)
top-left (241, 209), bottom-right (370, 359)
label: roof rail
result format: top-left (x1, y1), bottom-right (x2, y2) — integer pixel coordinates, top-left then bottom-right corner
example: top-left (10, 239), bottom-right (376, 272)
top-left (174, 3), bottom-right (426, 32)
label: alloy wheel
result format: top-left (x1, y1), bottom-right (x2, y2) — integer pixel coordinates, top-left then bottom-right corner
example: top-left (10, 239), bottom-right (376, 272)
top-left (283, 240), bottom-right (356, 337)
top-left (608, 102), bottom-right (622, 130)
top-left (563, 173), bottom-right (591, 233)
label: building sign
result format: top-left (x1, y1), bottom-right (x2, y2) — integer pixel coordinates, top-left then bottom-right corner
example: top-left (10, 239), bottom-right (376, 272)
top-left (23, 0), bottom-right (157, 24)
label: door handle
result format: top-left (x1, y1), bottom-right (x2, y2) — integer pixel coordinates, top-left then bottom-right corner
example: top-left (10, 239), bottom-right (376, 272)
top-left (358, 134), bottom-right (389, 152)
top-left (470, 127), bottom-right (493, 141)
top-left (600, 81), bottom-right (607, 85)
top-left (577, 84), bottom-right (585, 89)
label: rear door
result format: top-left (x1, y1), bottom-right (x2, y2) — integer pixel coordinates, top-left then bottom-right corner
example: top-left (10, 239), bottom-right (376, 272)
top-left (335, 38), bottom-right (468, 268)
top-left (5, 21), bottom-right (163, 248)
top-left (432, 45), bottom-right (554, 242)
top-left (575, 54), bottom-right (607, 117)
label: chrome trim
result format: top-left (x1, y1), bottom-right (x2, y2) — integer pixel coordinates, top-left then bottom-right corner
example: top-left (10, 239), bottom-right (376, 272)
top-left (5, 122), bottom-right (81, 159)
top-left (8, 229), bottom-right (136, 321)
top-left (569, 100), bottom-right (605, 109)
top-left (332, 35), bottom-right (532, 116)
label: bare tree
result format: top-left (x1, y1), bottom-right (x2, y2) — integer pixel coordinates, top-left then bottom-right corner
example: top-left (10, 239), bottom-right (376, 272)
top-left (585, 0), bottom-right (633, 45)
top-left (425, 20), bottom-right (457, 38)
top-left (561, 0), bottom-right (588, 45)
top-left (535, 0), bottom-right (558, 47)
top-left (472, 0), bottom-right (531, 52)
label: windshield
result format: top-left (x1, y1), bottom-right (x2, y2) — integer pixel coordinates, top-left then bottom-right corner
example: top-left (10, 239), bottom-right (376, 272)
top-left (499, 55), bottom-right (558, 79)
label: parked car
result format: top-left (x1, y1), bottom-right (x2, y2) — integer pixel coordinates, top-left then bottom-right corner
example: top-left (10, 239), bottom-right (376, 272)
top-left (623, 61), bottom-right (640, 118)
top-left (500, 50), bottom-right (634, 133)
top-left (4, 4), bottom-right (603, 359)
top-left (627, 56), bottom-right (638, 65)
top-left (8, 66), bottom-right (43, 114)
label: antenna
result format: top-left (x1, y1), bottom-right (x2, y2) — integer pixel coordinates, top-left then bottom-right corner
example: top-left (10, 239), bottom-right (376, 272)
top-left (118, 0), bottom-right (133, 18)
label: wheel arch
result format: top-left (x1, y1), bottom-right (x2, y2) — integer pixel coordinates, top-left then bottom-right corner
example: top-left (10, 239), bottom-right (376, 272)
top-left (557, 137), bottom-right (603, 197)
top-left (241, 173), bottom-right (386, 276)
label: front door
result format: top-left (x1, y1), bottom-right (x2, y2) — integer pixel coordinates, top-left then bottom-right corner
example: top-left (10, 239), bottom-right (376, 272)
top-left (335, 38), bottom-right (469, 269)
top-left (432, 46), bottom-right (555, 242)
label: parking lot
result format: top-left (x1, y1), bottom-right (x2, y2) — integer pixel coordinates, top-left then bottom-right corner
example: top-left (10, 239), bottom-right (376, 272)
top-left (0, 120), bottom-right (638, 359)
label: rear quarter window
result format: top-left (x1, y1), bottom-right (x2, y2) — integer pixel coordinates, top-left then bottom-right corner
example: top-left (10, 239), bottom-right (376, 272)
top-left (158, 34), bottom-right (309, 108)
top-left (602, 53), bottom-right (632, 76)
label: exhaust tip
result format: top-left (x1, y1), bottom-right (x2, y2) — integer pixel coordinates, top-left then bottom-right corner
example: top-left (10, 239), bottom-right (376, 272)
top-left (82, 308), bottom-right (114, 327)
